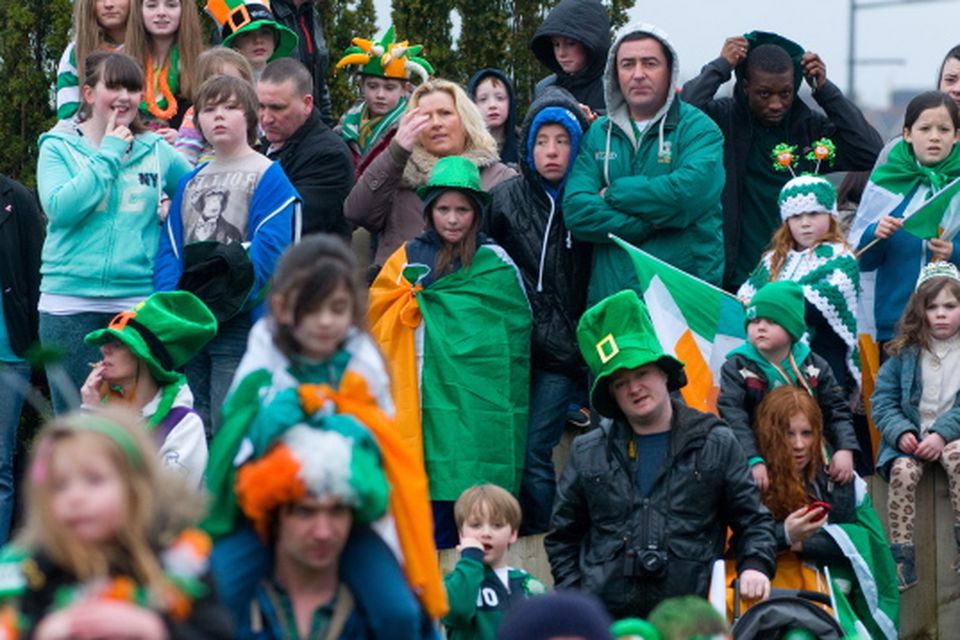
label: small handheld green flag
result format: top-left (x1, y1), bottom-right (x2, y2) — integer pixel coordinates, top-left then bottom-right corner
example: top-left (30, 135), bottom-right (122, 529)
top-left (901, 175), bottom-right (960, 240)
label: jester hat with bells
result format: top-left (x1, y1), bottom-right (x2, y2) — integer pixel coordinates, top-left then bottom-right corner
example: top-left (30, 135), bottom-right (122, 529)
top-left (335, 25), bottom-right (434, 83)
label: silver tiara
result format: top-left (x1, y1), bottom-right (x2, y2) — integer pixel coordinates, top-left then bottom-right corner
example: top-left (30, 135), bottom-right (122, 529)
top-left (916, 261), bottom-right (960, 289)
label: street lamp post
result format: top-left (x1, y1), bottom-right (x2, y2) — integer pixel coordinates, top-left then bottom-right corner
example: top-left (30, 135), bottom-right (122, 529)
top-left (847, 0), bottom-right (956, 100)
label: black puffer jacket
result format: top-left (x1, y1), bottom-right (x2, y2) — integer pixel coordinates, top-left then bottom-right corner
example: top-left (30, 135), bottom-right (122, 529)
top-left (717, 350), bottom-right (861, 461)
top-left (546, 400), bottom-right (777, 618)
top-left (530, 0), bottom-right (610, 114)
top-left (485, 89), bottom-right (591, 376)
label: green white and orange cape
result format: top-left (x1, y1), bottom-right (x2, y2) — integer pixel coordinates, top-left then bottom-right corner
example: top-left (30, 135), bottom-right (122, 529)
top-left (368, 233), bottom-right (532, 501)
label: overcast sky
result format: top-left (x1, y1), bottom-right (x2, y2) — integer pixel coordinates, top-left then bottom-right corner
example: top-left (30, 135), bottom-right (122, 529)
top-left (371, 0), bottom-right (959, 108)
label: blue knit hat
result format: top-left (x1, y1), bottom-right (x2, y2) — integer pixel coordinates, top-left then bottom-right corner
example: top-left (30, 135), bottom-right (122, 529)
top-left (526, 105), bottom-right (583, 191)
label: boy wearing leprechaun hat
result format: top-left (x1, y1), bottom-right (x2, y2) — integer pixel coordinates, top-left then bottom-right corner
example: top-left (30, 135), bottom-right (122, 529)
top-left (718, 280), bottom-right (859, 491)
top-left (205, 0), bottom-right (298, 83)
top-left (334, 25), bottom-right (433, 177)
top-left (81, 291), bottom-right (217, 488)
top-left (546, 290), bottom-right (776, 618)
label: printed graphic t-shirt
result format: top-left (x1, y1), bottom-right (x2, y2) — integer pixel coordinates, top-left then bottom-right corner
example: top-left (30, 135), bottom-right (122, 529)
top-left (182, 152), bottom-right (272, 245)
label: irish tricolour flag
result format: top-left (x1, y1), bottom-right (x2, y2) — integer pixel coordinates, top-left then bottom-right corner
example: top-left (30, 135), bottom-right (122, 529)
top-left (613, 235), bottom-right (745, 414)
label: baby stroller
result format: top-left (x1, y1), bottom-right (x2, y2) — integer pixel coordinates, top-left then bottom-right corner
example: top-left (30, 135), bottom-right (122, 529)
top-left (730, 582), bottom-right (845, 639)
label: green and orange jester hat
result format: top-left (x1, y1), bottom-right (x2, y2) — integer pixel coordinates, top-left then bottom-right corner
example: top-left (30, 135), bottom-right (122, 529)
top-left (335, 25), bottom-right (434, 83)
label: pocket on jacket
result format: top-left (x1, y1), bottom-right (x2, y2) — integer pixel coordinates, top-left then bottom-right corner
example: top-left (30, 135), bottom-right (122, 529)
top-left (584, 536), bottom-right (624, 566)
top-left (581, 470), bottom-right (631, 522)
top-left (583, 536), bottom-right (636, 612)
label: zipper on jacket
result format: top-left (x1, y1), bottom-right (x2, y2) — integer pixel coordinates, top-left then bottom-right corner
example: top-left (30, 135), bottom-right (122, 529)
top-left (537, 193), bottom-right (557, 292)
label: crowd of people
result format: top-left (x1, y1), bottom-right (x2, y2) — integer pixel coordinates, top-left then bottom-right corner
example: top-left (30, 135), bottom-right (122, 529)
top-left (1, 0), bottom-right (960, 636)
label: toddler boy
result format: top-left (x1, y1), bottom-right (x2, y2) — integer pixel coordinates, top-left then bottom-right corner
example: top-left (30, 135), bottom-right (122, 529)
top-left (443, 484), bottom-right (546, 640)
top-left (718, 280), bottom-right (859, 489)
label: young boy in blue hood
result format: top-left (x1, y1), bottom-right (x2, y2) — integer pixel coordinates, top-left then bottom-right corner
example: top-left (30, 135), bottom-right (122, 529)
top-left (486, 88), bottom-right (591, 534)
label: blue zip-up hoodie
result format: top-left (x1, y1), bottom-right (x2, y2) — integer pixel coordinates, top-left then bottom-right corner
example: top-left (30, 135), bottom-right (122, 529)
top-left (154, 160), bottom-right (300, 319)
top-left (37, 120), bottom-right (191, 297)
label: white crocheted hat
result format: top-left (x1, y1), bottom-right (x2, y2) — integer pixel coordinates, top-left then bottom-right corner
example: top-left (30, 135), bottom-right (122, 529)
top-left (778, 175), bottom-right (838, 221)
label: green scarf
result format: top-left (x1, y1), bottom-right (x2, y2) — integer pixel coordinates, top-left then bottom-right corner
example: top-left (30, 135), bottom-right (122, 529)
top-left (731, 339), bottom-right (812, 389)
top-left (738, 242), bottom-right (861, 388)
top-left (339, 97), bottom-right (406, 154)
top-left (870, 138), bottom-right (960, 196)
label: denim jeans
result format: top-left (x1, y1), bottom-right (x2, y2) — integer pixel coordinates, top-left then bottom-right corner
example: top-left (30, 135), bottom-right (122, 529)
top-left (186, 314), bottom-right (252, 437)
top-left (519, 368), bottom-right (585, 535)
top-left (39, 312), bottom-right (117, 415)
top-left (0, 361), bottom-right (30, 544)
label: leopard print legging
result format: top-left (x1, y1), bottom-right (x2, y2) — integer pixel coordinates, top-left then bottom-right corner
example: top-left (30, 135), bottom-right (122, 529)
top-left (888, 440), bottom-right (960, 545)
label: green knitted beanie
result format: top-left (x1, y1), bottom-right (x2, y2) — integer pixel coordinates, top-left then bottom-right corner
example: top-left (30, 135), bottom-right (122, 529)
top-left (745, 280), bottom-right (807, 342)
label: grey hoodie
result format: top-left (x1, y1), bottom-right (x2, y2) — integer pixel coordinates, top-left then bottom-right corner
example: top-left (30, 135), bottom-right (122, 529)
top-left (598, 23), bottom-right (681, 182)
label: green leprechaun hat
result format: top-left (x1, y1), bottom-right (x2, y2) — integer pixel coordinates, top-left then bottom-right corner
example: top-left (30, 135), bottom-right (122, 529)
top-left (85, 291), bottom-right (218, 385)
top-left (576, 290), bottom-right (686, 419)
top-left (335, 25), bottom-right (434, 83)
top-left (205, 0), bottom-right (298, 61)
top-left (417, 155), bottom-right (492, 212)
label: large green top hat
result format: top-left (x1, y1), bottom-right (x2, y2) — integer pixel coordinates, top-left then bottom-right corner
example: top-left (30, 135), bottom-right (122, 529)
top-left (205, 0), bottom-right (298, 61)
top-left (334, 25), bottom-right (434, 83)
top-left (417, 155), bottom-right (491, 214)
top-left (576, 290), bottom-right (685, 419)
top-left (85, 291), bottom-right (218, 384)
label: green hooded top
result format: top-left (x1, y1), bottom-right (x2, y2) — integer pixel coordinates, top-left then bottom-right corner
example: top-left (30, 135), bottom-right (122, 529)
top-left (563, 23), bottom-right (726, 305)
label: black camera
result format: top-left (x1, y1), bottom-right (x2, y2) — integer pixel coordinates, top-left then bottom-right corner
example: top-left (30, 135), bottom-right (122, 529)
top-left (625, 547), bottom-right (668, 579)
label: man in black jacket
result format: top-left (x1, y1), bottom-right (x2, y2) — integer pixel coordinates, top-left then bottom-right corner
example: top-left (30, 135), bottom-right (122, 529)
top-left (546, 290), bottom-right (776, 618)
top-left (681, 31), bottom-right (883, 291)
top-left (258, 58), bottom-right (354, 239)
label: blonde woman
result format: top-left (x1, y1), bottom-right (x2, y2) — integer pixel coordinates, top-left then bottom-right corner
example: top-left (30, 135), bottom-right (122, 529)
top-left (345, 78), bottom-right (516, 275)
